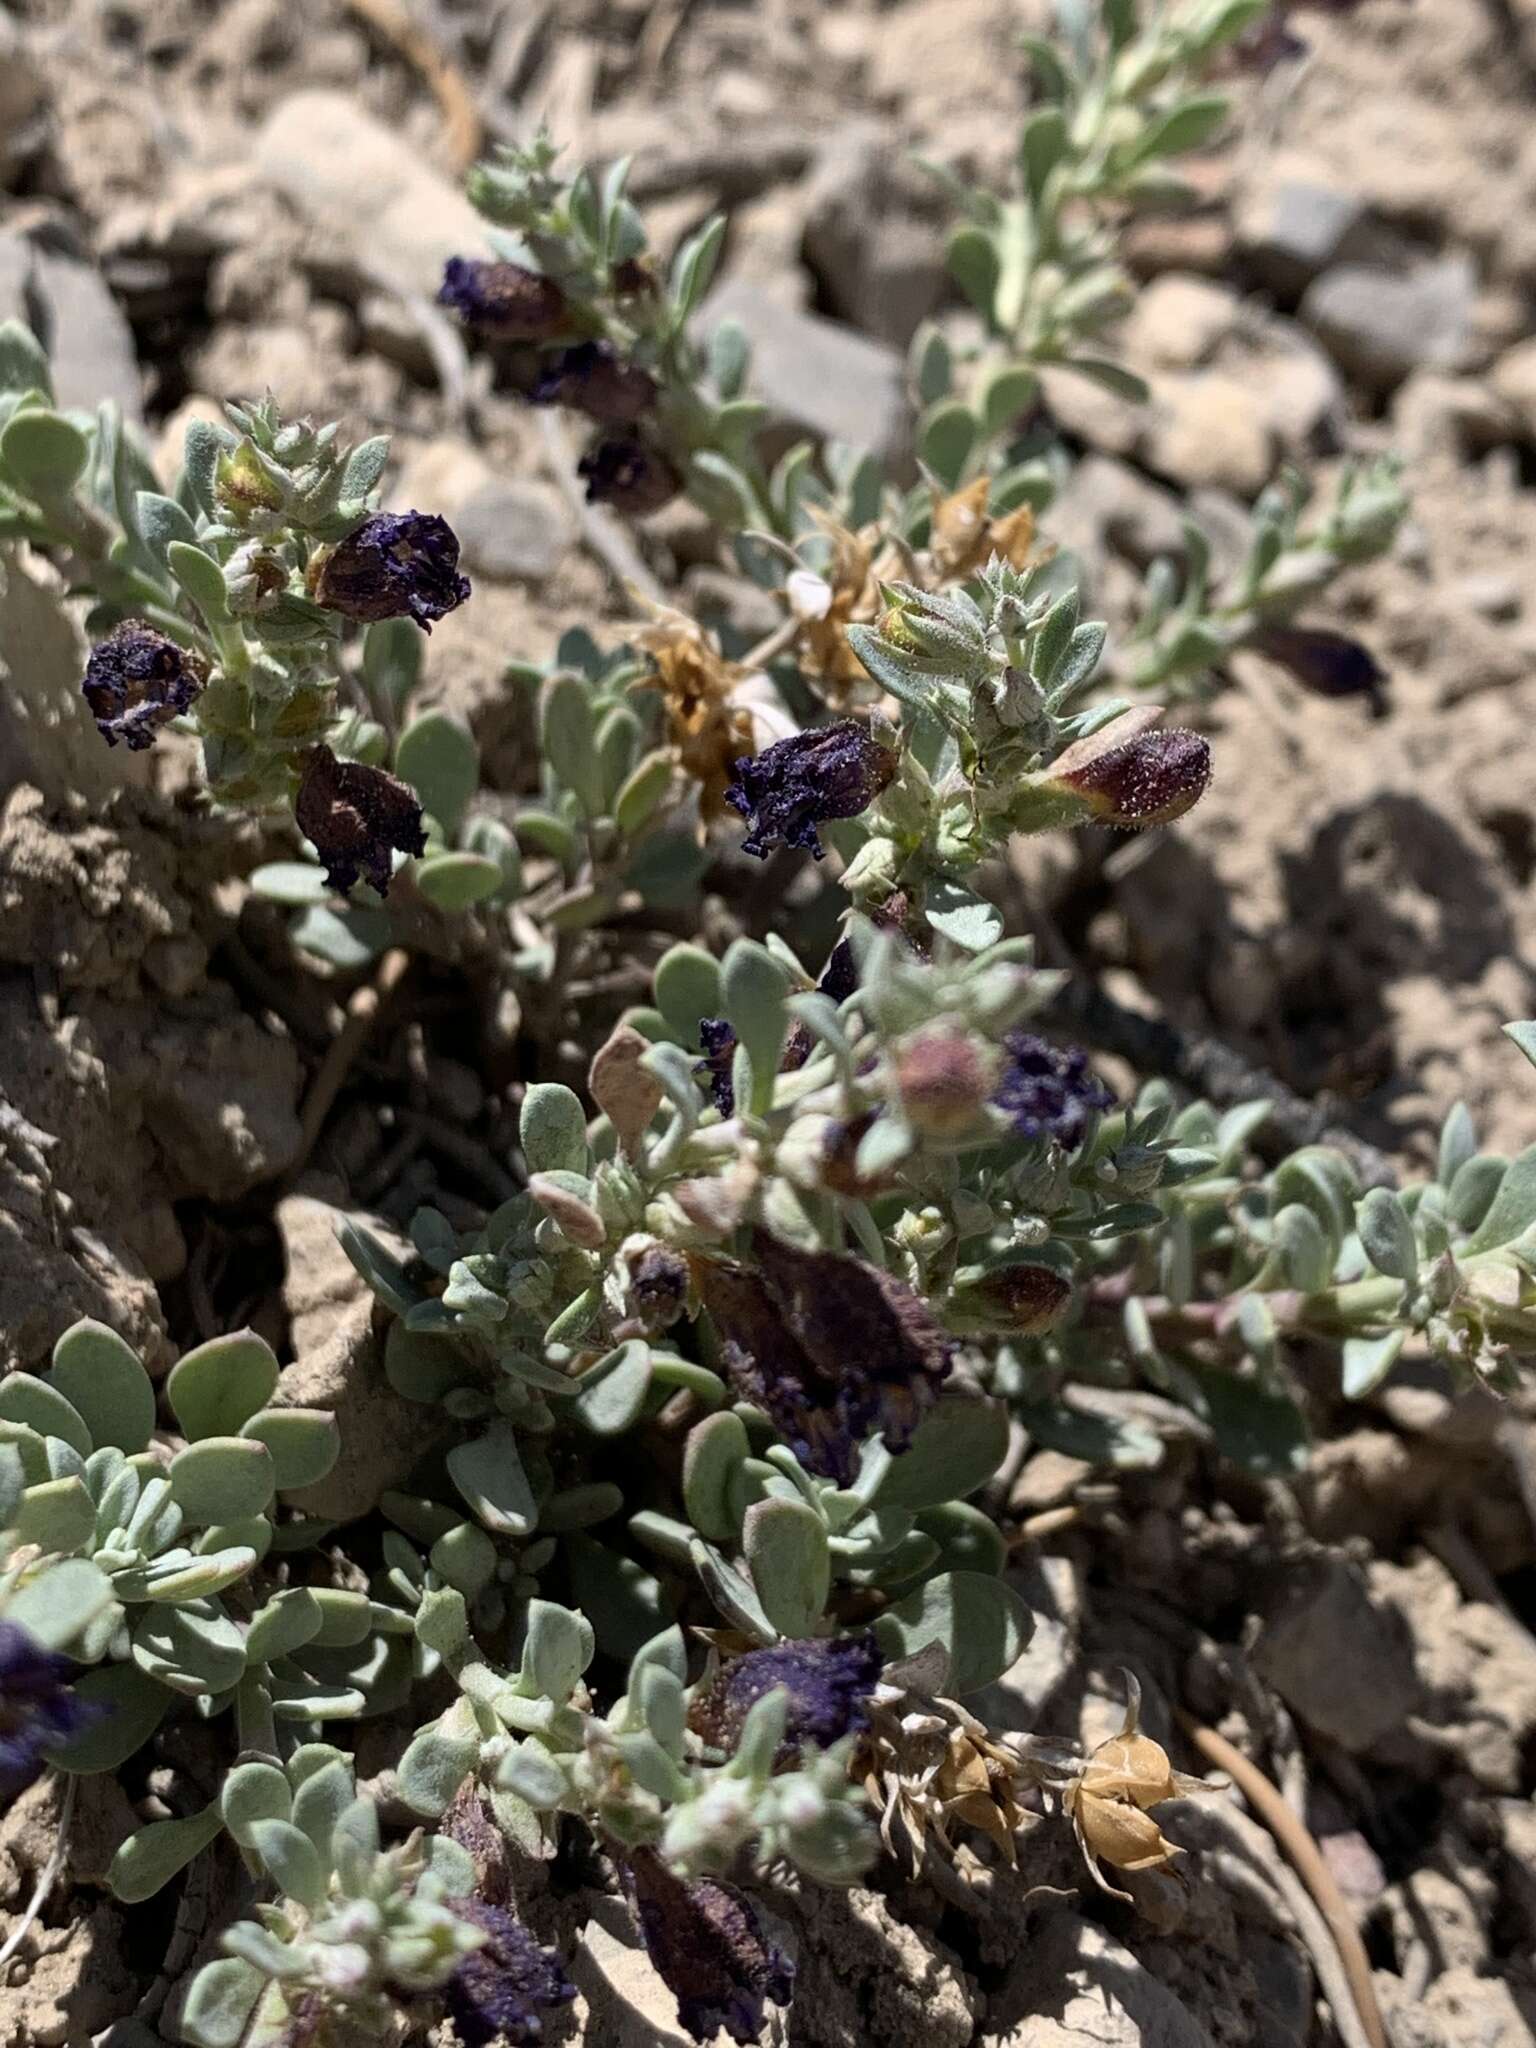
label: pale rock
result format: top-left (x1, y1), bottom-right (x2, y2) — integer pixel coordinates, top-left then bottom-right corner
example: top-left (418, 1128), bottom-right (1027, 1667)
top-left (1249, 1554), bottom-right (1422, 1752)
top-left (802, 127), bottom-right (946, 347)
top-left (1122, 274), bottom-right (1239, 370)
top-left (1490, 336), bottom-right (1536, 437)
top-left (0, 229), bottom-right (142, 419)
top-left (1048, 453), bottom-right (1187, 578)
top-left (454, 479), bottom-right (575, 584)
top-left (697, 277), bottom-right (911, 468)
top-left (992, 1913), bottom-right (1214, 2047)
top-left (1039, 361), bottom-right (1144, 459)
top-left (255, 90), bottom-right (485, 301)
top-left (1302, 253), bottom-right (1476, 395)
top-left (1393, 371), bottom-right (1520, 462)
top-left (1236, 173), bottom-right (1372, 298)
top-left (1143, 372), bottom-right (1275, 497)
top-left (1421, 1969), bottom-right (1536, 2048)
top-left (274, 1203), bottom-right (447, 1523)
top-left (0, 16), bottom-right (46, 174)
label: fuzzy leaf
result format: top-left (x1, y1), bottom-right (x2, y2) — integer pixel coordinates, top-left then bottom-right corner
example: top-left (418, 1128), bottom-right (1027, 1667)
top-left (743, 1498), bottom-right (830, 1639)
top-left (240, 1408), bottom-right (341, 1492)
top-left (47, 1661), bottom-right (169, 1772)
top-left (572, 1341), bottom-right (652, 1437)
top-left (654, 944), bottom-right (724, 1046)
top-left (521, 1599), bottom-right (595, 1702)
top-left (1341, 1328), bottom-right (1407, 1400)
top-left (399, 1714), bottom-right (479, 1819)
top-left (721, 938), bottom-right (790, 1117)
top-left (1463, 1144), bottom-right (1536, 1253)
top-left (248, 1819), bottom-right (326, 1912)
top-left (874, 1395), bottom-right (1010, 1510)
top-left (181, 1960), bottom-right (266, 2048)
top-left (13, 1475), bottom-right (96, 1553)
top-left (167, 1330), bottom-right (280, 1441)
top-left (395, 711), bottom-right (479, 837)
top-left (48, 1321), bottom-right (154, 1454)
top-left (169, 1437), bottom-right (276, 1525)
top-left (221, 1761), bottom-right (293, 1845)
top-left (873, 1570), bottom-right (1032, 1694)
top-left (110, 1806), bottom-right (223, 1903)
top-left (414, 852), bottom-right (503, 911)
top-left (6, 1557), bottom-right (114, 1651)
top-left (520, 1083), bottom-right (590, 1175)
top-left (447, 1423), bottom-right (538, 1536)
top-left (0, 1374), bottom-right (91, 1457)
top-left (1357, 1187), bottom-right (1419, 1283)
top-left (682, 1411), bottom-right (751, 1543)
top-left (132, 1599), bottom-right (247, 1697)
top-left (1, 409), bottom-right (90, 493)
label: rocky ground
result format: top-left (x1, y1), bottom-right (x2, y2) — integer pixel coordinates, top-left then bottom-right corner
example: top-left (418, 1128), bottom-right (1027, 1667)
top-left (3, 0), bottom-right (1536, 2044)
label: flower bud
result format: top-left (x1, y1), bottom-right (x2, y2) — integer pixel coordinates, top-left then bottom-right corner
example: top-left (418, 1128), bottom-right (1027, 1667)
top-left (576, 435), bottom-right (681, 516)
top-left (215, 438), bottom-right (284, 520)
top-left (311, 511), bottom-right (471, 633)
top-left (437, 257), bottom-right (568, 341)
top-left (946, 1259), bottom-right (1073, 1336)
top-left (894, 1026), bottom-right (999, 1139)
top-left (1048, 711), bottom-right (1211, 827)
top-left (1250, 623), bottom-right (1387, 714)
top-left (81, 622), bottom-right (207, 751)
top-left (530, 340), bottom-right (657, 424)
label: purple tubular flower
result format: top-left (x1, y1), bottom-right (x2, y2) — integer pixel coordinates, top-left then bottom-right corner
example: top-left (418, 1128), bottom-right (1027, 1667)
top-left (0, 1620), bottom-right (102, 1797)
top-left (695, 1229), bottom-right (954, 1484)
top-left (724, 721), bottom-right (895, 861)
top-left (696, 1017), bottom-right (739, 1116)
top-left (994, 1032), bottom-right (1113, 1147)
top-left (81, 621), bottom-right (207, 751)
top-left (1250, 623), bottom-right (1387, 715)
top-left (312, 512), bottom-right (471, 633)
top-left (690, 1633), bottom-right (883, 1761)
top-left (627, 1851), bottom-right (794, 2048)
top-left (294, 742), bottom-right (428, 895)
top-left (1052, 725), bottom-right (1211, 828)
top-left (576, 435), bottom-right (682, 516)
top-left (445, 1899), bottom-right (575, 2047)
top-left (529, 341), bottom-right (658, 425)
top-left (437, 258), bottom-right (568, 341)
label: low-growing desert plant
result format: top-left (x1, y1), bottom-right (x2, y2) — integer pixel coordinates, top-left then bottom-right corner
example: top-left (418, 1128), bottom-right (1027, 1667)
top-left (0, 1), bottom-right (1520, 2043)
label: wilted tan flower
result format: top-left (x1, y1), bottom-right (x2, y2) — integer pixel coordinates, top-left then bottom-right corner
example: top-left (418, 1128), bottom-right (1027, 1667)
top-left (863, 1687), bottom-right (1035, 1871)
top-left (635, 604), bottom-right (756, 822)
top-left (786, 519), bottom-right (890, 699)
top-left (1067, 1674), bottom-right (1206, 1897)
top-left (928, 478), bottom-right (1036, 581)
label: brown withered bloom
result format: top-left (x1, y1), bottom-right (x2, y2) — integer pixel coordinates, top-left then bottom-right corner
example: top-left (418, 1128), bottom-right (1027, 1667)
top-left (786, 519), bottom-right (887, 699)
top-left (927, 478), bottom-right (1037, 582)
top-left (625, 1851), bottom-right (794, 2047)
top-left (1068, 1674), bottom-right (1207, 1899)
top-left (81, 621), bottom-right (207, 751)
top-left (724, 720), bottom-right (896, 860)
top-left (863, 1686), bottom-right (1035, 1871)
top-left (294, 743), bottom-right (428, 895)
top-left (635, 605), bottom-right (756, 823)
top-left (1047, 709), bottom-right (1211, 828)
top-left (310, 512), bottom-right (471, 633)
top-left (437, 258), bottom-right (568, 342)
top-left (946, 1259), bottom-right (1074, 1338)
top-left (694, 1229), bottom-right (954, 1483)
top-left (529, 341), bottom-right (658, 425)
top-left (576, 434), bottom-right (681, 516)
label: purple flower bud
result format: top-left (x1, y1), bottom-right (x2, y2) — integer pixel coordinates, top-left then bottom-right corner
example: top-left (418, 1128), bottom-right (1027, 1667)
top-left (529, 341), bottom-right (658, 425)
top-left (993, 1032), bottom-right (1114, 1147)
top-left (575, 435), bottom-right (682, 517)
top-left (294, 742), bottom-right (427, 895)
top-left (695, 1229), bottom-right (954, 1484)
top-left (724, 720), bottom-right (896, 861)
top-left (1049, 721), bottom-right (1211, 828)
top-left (445, 1899), bottom-right (575, 2047)
top-left (81, 621), bottom-right (207, 751)
top-left (690, 1632), bottom-right (883, 1761)
top-left (0, 1619), bottom-right (103, 1798)
top-left (311, 511), bottom-right (471, 633)
top-left (437, 258), bottom-right (568, 342)
top-left (627, 1851), bottom-right (794, 2047)
top-left (1250, 623), bottom-right (1387, 714)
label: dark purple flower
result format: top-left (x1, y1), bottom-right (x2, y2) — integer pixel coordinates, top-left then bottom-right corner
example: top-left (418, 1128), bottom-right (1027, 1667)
top-left (576, 435), bottom-right (682, 517)
top-left (725, 722), bottom-right (895, 861)
top-left (696, 1017), bottom-right (739, 1116)
top-left (445, 1899), bottom-right (575, 2047)
top-left (311, 512), bottom-right (471, 633)
top-left (1249, 623), bottom-right (1387, 715)
top-left (437, 258), bottom-right (568, 342)
top-left (529, 341), bottom-right (658, 425)
top-left (994, 1032), bottom-right (1113, 1147)
top-left (0, 1620), bottom-right (101, 1797)
top-left (626, 1851), bottom-right (794, 2048)
top-left (690, 1633), bottom-right (883, 1762)
top-left (695, 1229), bottom-right (954, 1484)
top-left (294, 742), bottom-right (427, 895)
top-left (81, 622), bottom-right (207, 751)
top-left (1047, 722), bottom-right (1211, 828)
